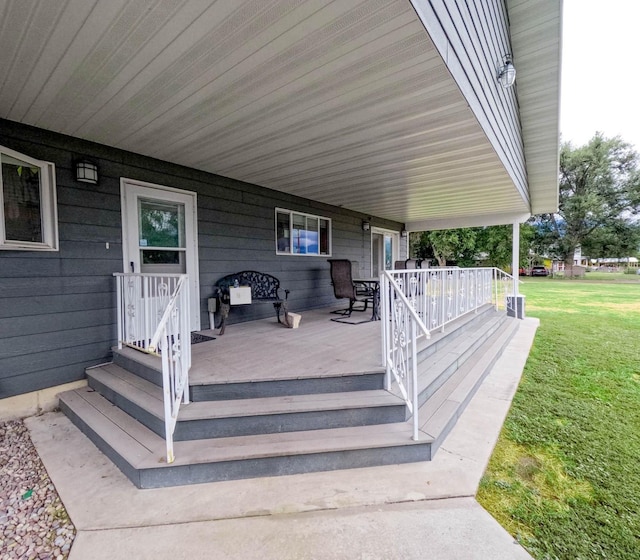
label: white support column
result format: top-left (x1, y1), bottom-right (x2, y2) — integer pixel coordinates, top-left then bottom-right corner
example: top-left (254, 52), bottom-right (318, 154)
top-left (512, 221), bottom-right (520, 296)
top-left (507, 221), bottom-right (525, 319)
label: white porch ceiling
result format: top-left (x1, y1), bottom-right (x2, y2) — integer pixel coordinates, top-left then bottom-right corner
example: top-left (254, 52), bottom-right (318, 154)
top-left (0, 0), bottom-right (561, 228)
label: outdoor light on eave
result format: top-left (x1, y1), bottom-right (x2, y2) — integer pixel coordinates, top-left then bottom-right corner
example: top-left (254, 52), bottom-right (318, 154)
top-left (362, 220), bottom-right (370, 232)
top-left (76, 159), bottom-right (98, 184)
top-left (497, 55), bottom-right (516, 88)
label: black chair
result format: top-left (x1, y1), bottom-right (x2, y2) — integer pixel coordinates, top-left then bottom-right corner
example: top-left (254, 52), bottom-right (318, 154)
top-left (327, 259), bottom-right (374, 323)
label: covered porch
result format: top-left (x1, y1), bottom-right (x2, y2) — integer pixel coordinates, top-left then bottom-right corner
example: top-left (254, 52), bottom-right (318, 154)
top-left (0, 0), bottom-right (561, 493)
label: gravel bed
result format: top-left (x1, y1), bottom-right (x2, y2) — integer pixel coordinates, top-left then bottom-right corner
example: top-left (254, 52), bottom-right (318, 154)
top-left (1, 420), bottom-right (76, 560)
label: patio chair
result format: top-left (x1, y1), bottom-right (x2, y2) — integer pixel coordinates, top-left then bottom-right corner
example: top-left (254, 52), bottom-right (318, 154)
top-left (327, 259), bottom-right (374, 323)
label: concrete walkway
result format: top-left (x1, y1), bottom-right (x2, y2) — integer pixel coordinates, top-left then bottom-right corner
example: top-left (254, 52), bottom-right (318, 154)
top-left (26, 318), bottom-right (539, 560)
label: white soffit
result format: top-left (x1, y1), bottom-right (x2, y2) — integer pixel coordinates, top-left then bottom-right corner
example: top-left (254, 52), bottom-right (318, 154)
top-left (507, 0), bottom-right (562, 215)
top-left (0, 0), bottom-right (558, 225)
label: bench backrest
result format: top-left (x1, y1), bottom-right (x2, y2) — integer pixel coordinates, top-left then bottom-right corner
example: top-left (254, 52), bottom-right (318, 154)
top-left (214, 271), bottom-right (281, 300)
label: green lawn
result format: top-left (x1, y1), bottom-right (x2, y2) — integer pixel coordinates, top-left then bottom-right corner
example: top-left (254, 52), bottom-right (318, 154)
top-left (477, 278), bottom-right (640, 559)
top-left (553, 270), bottom-right (640, 283)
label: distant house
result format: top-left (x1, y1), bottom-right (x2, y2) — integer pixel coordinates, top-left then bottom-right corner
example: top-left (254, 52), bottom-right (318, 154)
top-left (592, 257), bottom-right (639, 269)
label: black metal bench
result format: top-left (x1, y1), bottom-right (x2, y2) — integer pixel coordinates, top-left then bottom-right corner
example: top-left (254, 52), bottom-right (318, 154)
top-left (213, 271), bottom-right (290, 334)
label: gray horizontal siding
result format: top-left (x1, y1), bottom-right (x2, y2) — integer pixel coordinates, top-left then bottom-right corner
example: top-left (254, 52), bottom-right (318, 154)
top-left (0, 350), bottom-right (110, 398)
top-left (0, 119), bottom-right (401, 398)
top-left (0, 292), bottom-right (114, 319)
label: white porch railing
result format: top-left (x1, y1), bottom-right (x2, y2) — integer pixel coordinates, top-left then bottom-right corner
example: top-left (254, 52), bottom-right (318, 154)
top-left (380, 267), bottom-right (515, 440)
top-left (114, 273), bottom-right (191, 463)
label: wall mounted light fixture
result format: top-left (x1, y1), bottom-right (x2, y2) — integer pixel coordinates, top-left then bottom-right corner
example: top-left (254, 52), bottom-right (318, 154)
top-left (362, 220), bottom-right (370, 232)
top-left (401, 229), bottom-right (408, 238)
top-left (497, 55), bottom-right (516, 88)
top-left (76, 159), bottom-right (98, 184)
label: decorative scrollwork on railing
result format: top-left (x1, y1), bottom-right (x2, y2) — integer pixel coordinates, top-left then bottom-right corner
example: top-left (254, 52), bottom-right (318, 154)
top-left (458, 270), bottom-right (466, 313)
top-left (446, 271), bottom-right (454, 321)
top-left (391, 299), bottom-right (409, 387)
top-left (408, 274), bottom-right (419, 310)
top-left (125, 276), bottom-right (138, 344)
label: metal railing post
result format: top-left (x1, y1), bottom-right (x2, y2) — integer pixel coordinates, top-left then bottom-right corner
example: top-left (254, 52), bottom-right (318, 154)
top-left (411, 318), bottom-right (419, 441)
top-left (116, 275), bottom-right (123, 349)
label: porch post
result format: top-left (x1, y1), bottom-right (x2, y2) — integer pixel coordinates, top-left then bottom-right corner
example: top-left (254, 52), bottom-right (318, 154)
top-left (512, 221), bottom-right (520, 296)
top-left (507, 221), bottom-right (526, 319)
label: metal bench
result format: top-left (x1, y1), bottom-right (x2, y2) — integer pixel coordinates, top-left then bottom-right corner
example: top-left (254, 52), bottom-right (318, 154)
top-left (212, 271), bottom-right (289, 334)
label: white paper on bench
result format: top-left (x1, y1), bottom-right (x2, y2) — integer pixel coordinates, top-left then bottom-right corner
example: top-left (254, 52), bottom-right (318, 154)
top-left (230, 286), bottom-right (252, 305)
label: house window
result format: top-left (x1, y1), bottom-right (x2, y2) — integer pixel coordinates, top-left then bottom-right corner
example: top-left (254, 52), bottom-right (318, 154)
top-left (276, 208), bottom-right (331, 256)
top-left (0, 145), bottom-right (58, 251)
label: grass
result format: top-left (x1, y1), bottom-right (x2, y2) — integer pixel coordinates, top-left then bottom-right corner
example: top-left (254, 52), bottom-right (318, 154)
top-left (553, 271), bottom-right (640, 283)
top-left (477, 277), bottom-right (640, 559)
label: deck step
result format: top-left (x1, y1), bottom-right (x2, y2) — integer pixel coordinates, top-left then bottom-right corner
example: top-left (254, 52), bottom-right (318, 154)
top-left (88, 365), bottom-right (406, 440)
top-left (413, 303), bottom-right (498, 363)
top-left (413, 311), bottom-right (508, 408)
top-left (59, 387), bottom-right (432, 489)
top-left (111, 346), bottom-right (386, 400)
top-left (418, 317), bottom-right (519, 451)
top-left (190, 369), bottom-right (386, 401)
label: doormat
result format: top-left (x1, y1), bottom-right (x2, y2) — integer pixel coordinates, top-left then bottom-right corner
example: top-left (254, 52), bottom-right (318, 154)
top-left (191, 332), bottom-right (216, 344)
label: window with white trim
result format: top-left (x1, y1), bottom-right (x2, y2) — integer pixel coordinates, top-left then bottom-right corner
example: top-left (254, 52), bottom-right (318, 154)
top-left (276, 208), bottom-right (331, 256)
top-left (0, 145), bottom-right (58, 251)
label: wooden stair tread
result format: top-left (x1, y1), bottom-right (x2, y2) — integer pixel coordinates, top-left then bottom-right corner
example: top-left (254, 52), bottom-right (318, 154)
top-left (89, 365), bottom-right (404, 421)
top-left (59, 388), bottom-right (164, 458)
top-left (60, 387), bottom-right (430, 471)
top-left (181, 391), bottom-right (404, 420)
top-left (189, 367), bottom-right (386, 385)
top-left (164, 424), bottom-right (428, 468)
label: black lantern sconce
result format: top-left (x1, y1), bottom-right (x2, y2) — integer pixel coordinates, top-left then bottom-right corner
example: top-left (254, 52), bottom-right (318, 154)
top-left (76, 159), bottom-right (99, 184)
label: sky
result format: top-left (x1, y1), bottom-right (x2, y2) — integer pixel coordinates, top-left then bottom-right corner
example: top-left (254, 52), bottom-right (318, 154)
top-left (561, 0), bottom-right (640, 151)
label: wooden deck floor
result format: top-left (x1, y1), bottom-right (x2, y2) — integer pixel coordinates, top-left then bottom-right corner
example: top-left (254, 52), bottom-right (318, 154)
top-left (190, 306), bottom-right (383, 385)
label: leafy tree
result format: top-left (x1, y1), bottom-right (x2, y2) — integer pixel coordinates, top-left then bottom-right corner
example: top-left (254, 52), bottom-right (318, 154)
top-left (536, 133), bottom-right (640, 268)
top-left (580, 218), bottom-right (640, 260)
top-left (475, 224), bottom-right (537, 269)
top-left (411, 228), bottom-right (477, 266)
top-left (411, 224), bottom-right (537, 270)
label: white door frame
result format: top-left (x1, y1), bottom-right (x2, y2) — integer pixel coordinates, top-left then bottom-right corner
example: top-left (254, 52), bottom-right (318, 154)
top-left (370, 227), bottom-right (400, 276)
top-left (120, 178), bottom-right (200, 331)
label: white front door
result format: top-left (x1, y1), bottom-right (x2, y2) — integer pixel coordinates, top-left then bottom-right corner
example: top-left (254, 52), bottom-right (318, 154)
top-left (121, 179), bottom-right (200, 331)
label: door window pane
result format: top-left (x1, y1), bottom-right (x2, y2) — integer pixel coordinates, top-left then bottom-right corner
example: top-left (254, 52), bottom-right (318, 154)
top-left (384, 235), bottom-right (393, 269)
top-left (138, 199), bottom-right (184, 248)
top-left (2, 154), bottom-right (42, 243)
top-left (372, 234), bottom-right (381, 275)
